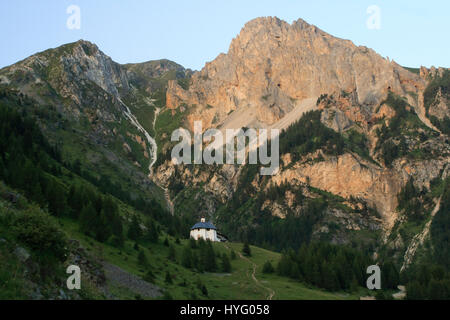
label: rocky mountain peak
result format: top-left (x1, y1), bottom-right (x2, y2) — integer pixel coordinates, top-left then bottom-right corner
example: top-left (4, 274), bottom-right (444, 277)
top-left (167, 16), bottom-right (425, 132)
top-left (72, 39), bottom-right (100, 56)
top-left (0, 39), bottom-right (130, 102)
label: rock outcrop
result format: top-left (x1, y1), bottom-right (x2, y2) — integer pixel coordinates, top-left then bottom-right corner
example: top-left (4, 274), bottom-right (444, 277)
top-left (271, 153), bottom-right (404, 229)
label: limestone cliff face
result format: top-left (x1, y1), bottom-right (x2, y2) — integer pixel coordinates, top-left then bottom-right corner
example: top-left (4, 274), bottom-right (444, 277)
top-left (429, 86), bottom-right (450, 120)
top-left (271, 152), bottom-right (448, 230)
top-left (160, 17), bottom-right (448, 237)
top-left (154, 161), bottom-right (240, 216)
top-left (167, 17), bottom-right (424, 131)
top-left (272, 153), bottom-right (404, 229)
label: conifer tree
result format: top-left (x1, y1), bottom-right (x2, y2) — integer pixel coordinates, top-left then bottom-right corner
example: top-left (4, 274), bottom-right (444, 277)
top-left (221, 253), bottom-right (232, 273)
top-left (138, 249), bottom-right (148, 267)
top-left (128, 215), bottom-right (142, 241)
top-left (242, 242), bottom-right (251, 257)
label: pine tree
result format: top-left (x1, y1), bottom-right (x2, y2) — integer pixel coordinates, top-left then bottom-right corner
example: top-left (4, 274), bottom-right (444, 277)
top-left (145, 220), bottom-right (158, 243)
top-left (79, 203), bottom-right (96, 236)
top-left (128, 215), bottom-right (142, 241)
top-left (110, 213), bottom-right (124, 246)
top-left (189, 238), bottom-right (197, 249)
top-left (192, 251), bottom-right (203, 273)
top-left (94, 209), bottom-right (112, 242)
top-left (165, 271), bottom-right (173, 284)
top-left (196, 278), bottom-right (208, 296)
top-left (46, 179), bottom-right (67, 217)
top-left (138, 250), bottom-right (148, 267)
top-left (350, 276), bottom-right (360, 293)
top-left (406, 281), bottom-right (425, 300)
top-left (201, 284), bottom-right (208, 297)
top-left (181, 246), bottom-right (192, 269)
top-left (242, 242), bottom-right (251, 257)
top-left (277, 254), bottom-right (293, 277)
top-left (221, 253), bottom-right (232, 273)
top-left (262, 261), bottom-right (274, 274)
top-left (202, 241), bottom-right (217, 272)
top-left (168, 245), bottom-right (176, 262)
top-left (144, 270), bottom-right (155, 283)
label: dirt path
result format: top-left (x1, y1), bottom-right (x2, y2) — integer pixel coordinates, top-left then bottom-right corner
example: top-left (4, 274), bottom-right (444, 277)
top-left (224, 244), bottom-right (275, 300)
top-left (239, 252), bottom-right (275, 300)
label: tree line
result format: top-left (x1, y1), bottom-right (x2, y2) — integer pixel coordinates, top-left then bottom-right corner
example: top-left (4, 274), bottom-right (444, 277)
top-left (275, 242), bottom-right (399, 293)
top-left (180, 238), bottom-right (232, 274)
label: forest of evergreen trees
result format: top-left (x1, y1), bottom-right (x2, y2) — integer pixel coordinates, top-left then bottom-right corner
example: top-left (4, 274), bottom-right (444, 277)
top-left (276, 242), bottom-right (380, 292)
top-left (396, 177), bottom-right (450, 300)
top-left (0, 87), bottom-right (191, 250)
top-left (403, 263), bottom-right (450, 300)
top-left (218, 164), bottom-right (328, 252)
top-left (375, 92), bottom-right (435, 167)
top-left (279, 110), bottom-right (345, 161)
top-left (180, 238), bottom-right (231, 274)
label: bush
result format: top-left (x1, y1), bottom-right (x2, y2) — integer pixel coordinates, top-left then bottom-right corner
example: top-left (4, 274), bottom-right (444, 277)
top-left (0, 246), bottom-right (26, 299)
top-left (137, 250), bottom-right (148, 267)
top-left (168, 245), bottom-right (176, 262)
top-left (221, 253), bottom-right (232, 273)
top-left (144, 270), bottom-right (155, 283)
top-left (165, 271), bottom-right (173, 284)
top-left (262, 261), bottom-right (275, 274)
top-left (11, 206), bottom-right (68, 263)
top-left (242, 242), bottom-right (251, 257)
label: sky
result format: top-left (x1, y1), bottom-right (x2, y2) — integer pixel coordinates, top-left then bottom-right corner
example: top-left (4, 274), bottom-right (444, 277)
top-left (0, 0), bottom-right (448, 71)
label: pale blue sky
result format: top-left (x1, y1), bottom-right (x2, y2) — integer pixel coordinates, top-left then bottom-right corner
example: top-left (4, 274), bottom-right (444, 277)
top-left (0, 0), bottom-right (448, 71)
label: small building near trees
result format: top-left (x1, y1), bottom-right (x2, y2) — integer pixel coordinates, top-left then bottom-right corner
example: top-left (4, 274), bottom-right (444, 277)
top-left (190, 218), bottom-right (223, 242)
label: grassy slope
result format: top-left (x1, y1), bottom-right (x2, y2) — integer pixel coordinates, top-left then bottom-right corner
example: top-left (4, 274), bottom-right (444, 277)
top-left (58, 216), bottom-right (357, 300)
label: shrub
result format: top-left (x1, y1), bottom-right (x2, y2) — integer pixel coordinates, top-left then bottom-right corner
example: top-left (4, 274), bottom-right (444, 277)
top-left (242, 242), bottom-right (252, 257)
top-left (11, 206), bottom-right (68, 263)
top-left (262, 261), bottom-right (275, 274)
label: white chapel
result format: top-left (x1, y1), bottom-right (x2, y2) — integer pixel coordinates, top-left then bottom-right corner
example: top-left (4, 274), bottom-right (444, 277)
top-left (190, 218), bottom-right (219, 242)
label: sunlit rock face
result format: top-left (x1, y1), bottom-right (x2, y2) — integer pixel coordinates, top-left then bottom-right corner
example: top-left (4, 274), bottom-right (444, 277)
top-left (167, 17), bottom-right (423, 132)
